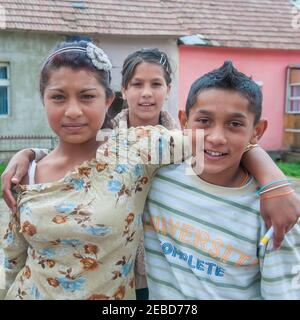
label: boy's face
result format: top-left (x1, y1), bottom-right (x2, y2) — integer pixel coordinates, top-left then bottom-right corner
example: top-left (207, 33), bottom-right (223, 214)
top-left (179, 88), bottom-right (267, 185)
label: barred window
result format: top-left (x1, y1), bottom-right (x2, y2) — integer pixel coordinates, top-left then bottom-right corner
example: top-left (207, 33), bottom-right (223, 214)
top-left (286, 65), bottom-right (300, 114)
top-left (0, 63), bottom-right (9, 116)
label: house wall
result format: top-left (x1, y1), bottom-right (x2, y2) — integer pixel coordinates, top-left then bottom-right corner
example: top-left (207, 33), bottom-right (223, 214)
top-left (0, 32), bottom-right (64, 136)
top-left (179, 46), bottom-right (300, 151)
top-left (0, 32), bottom-right (179, 139)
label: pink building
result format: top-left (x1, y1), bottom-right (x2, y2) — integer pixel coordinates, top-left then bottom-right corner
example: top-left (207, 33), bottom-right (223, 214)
top-left (173, 0), bottom-right (300, 152)
top-left (178, 46), bottom-right (300, 151)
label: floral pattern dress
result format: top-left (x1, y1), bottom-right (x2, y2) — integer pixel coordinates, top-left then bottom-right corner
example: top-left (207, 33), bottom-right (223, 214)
top-left (1, 126), bottom-right (186, 300)
top-left (111, 109), bottom-right (179, 289)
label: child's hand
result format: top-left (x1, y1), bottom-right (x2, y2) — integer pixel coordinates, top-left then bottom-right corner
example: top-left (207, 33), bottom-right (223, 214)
top-left (1, 149), bottom-right (34, 213)
top-left (260, 189), bottom-right (300, 249)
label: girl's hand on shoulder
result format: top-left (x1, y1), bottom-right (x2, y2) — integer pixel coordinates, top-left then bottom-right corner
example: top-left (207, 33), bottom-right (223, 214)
top-left (1, 149), bottom-right (34, 212)
top-left (260, 189), bottom-right (300, 249)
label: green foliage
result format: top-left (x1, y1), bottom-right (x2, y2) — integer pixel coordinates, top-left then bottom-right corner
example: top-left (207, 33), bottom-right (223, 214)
top-left (276, 161), bottom-right (300, 178)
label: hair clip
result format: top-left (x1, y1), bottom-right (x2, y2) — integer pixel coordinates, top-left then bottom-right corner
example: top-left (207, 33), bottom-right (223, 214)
top-left (159, 53), bottom-right (170, 73)
top-left (159, 53), bottom-right (166, 65)
top-left (42, 42), bottom-right (112, 72)
top-left (86, 43), bottom-right (112, 72)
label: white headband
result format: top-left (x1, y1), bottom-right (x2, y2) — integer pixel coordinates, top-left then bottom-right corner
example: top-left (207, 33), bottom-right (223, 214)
top-left (42, 42), bottom-right (112, 72)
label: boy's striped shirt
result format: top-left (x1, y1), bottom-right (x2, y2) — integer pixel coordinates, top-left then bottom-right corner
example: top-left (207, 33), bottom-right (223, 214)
top-left (144, 160), bottom-right (300, 300)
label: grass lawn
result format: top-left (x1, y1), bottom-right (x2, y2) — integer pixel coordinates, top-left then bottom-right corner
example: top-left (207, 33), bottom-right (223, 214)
top-left (276, 161), bottom-right (300, 178)
top-left (0, 163), bottom-right (6, 198)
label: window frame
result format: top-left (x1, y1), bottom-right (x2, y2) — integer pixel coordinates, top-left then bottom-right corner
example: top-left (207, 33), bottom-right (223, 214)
top-left (286, 65), bottom-right (300, 114)
top-left (0, 62), bottom-right (10, 117)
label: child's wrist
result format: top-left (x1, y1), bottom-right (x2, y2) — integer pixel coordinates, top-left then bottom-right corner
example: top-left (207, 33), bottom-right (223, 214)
top-left (257, 179), bottom-right (291, 194)
top-left (261, 185), bottom-right (294, 196)
top-left (260, 188), bottom-right (295, 201)
top-left (259, 181), bottom-right (295, 201)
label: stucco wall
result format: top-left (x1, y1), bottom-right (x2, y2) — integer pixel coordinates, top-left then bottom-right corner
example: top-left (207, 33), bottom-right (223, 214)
top-left (0, 32), bottom-right (64, 136)
top-left (179, 46), bottom-right (300, 151)
top-left (0, 32), bottom-right (179, 139)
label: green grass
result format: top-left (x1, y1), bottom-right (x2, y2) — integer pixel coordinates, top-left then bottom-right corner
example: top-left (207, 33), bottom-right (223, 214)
top-left (276, 161), bottom-right (300, 178)
top-left (0, 163), bottom-right (6, 198)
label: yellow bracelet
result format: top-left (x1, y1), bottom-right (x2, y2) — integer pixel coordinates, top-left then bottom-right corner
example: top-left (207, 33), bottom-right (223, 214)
top-left (244, 143), bottom-right (260, 153)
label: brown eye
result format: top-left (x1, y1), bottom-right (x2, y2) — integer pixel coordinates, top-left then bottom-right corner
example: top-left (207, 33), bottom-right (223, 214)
top-left (131, 82), bottom-right (141, 87)
top-left (197, 118), bottom-right (210, 125)
top-left (51, 95), bottom-right (65, 101)
top-left (82, 95), bottom-right (95, 100)
top-left (229, 121), bottom-right (242, 127)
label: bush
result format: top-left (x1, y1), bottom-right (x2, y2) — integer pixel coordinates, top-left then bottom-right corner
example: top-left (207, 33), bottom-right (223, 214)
top-left (276, 161), bottom-right (300, 178)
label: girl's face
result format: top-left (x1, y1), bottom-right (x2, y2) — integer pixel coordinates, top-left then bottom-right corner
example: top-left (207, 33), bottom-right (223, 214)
top-left (122, 62), bottom-right (170, 127)
top-left (43, 67), bottom-right (113, 145)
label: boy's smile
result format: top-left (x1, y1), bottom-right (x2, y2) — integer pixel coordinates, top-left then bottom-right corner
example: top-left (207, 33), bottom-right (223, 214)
top-left (180, 88), bottom-right (267, 187)
top-left (204, 149), bottom-right (228, 160)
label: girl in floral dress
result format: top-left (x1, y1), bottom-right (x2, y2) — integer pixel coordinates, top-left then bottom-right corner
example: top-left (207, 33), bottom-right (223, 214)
top-left (0, 41), bottom-right (186, 300)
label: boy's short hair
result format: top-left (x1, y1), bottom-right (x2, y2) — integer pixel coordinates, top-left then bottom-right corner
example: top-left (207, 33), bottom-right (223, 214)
top-left (185, 60), bottom-right (263, 123)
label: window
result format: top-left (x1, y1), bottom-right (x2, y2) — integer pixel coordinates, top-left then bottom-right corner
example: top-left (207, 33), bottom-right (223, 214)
top-left (0, 63), bottom-right (9, 116)
top-left (286, 65), bottom-right (300, 113)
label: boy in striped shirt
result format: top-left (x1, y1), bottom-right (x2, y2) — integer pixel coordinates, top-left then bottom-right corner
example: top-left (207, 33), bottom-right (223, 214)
top-left (144, 61), bottom-right (300, 299)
